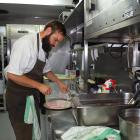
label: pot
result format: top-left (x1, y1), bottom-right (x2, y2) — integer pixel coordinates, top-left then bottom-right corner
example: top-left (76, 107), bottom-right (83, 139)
top-left (119, 108), bottom-right (140, 140)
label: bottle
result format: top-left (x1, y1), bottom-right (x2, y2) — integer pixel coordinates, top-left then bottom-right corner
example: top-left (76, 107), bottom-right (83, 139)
top-left (79, 76), bottom-right (84, 90)
top-left (76, 67), bottom-right (80, 77)
top-left (65, 65), bottom-right (69, 76)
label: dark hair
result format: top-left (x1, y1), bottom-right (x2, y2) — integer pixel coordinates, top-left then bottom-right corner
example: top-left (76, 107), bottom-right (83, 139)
top-left (44, 20), bottom-right (66, 36)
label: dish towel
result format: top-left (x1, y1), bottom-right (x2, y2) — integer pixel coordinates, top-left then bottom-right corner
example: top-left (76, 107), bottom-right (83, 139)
top-left (24, 95), bottom-right (41, 140)
top-left (61, 126), bottom-right (121, 140)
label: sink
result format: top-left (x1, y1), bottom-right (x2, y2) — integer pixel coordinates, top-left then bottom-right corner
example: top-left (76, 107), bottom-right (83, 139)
top-left (73, 92), bottom-right (134, 126)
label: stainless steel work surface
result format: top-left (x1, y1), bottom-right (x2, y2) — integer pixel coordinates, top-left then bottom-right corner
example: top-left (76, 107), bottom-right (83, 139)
top-left (78, 92), bottom-right (133, 104)
top-left (74, 92), bottom-right (134, 126)
top-left (47, 109), bottom-right (77, 140)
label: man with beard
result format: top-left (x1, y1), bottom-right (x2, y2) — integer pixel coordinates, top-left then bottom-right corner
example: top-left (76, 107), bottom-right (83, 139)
top-left (5, 20), bottom-right (68, 140)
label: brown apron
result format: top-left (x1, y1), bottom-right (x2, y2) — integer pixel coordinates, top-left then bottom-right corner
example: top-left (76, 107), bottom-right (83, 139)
top-left (6, 34), bottom-right (46, 140)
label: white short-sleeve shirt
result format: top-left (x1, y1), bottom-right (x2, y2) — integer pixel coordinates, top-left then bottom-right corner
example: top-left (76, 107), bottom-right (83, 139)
top-left (5, 33), bottom-right (52, 77)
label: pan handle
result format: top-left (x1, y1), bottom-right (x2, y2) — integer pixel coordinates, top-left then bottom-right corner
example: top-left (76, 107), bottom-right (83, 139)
top-left (128, 89), bottom-right (140, 104)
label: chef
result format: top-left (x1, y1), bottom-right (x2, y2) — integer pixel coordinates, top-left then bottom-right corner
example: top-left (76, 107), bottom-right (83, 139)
top-left (5, 20), bottom-right (68, 140)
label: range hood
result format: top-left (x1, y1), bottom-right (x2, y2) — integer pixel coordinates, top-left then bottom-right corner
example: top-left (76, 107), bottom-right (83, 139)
top-left (0, 0), bottom-right (74, 6)
top-left (84, 0), bottom-right (140, 43)
top-left (0, 0), bottom-right (75, 25)
top-left (64, 0), bottom-right (84, 44)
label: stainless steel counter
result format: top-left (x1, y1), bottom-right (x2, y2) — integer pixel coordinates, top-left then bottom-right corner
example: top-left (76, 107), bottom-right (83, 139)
top-left (46, 109), bottom-right (77, 140)
top-left (44, 92), bottom-right (131, 139)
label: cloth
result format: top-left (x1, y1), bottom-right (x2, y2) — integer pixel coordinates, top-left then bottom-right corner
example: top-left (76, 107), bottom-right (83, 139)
top-left (24, 96), bottom-right (41, 140)
top-left (4, 33), bottom-right (51, 77)
top-left (61, 126), bottom-right (121, 140)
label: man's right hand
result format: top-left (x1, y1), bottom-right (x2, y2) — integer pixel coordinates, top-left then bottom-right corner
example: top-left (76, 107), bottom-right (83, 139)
top-left (7, 73), bottom-right (52, 95)
top-left (38, 84), bottom-right (52, 95)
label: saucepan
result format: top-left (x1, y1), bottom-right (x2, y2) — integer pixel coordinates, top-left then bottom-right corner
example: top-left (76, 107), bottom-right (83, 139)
top-left (119, 108), bottom-right (140, 140)
top-left (44, 92), bottom-right (79, 125)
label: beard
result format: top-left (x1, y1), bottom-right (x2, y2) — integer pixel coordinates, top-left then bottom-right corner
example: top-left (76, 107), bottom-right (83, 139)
top-left (42, 35), bottom-right (52, 54)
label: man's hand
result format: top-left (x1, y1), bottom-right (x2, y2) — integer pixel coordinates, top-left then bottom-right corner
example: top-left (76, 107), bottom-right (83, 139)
top-left (46, 71), bottom-right (69, 93)
top-left (57, 81), bottom-right (69, 93)
top-left (38, 84), bottom-right (52, 95)
top-left (7, 73), bottom-right (52, 95)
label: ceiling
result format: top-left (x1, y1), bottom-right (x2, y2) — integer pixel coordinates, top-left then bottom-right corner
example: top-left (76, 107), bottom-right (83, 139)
top-left (0, 2), bottom-right (74, 25)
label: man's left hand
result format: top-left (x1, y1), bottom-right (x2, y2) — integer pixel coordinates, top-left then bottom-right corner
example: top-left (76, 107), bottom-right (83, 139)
top-left (57, 81), bottom-right (69, 93)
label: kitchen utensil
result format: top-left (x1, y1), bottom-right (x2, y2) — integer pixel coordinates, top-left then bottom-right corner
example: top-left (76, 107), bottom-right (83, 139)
top-left (44, 98), bottom-right (72, 110)
top-left (67, 90), bottom-right (74, 100)
top-left (119, 108), bottom-right (140, 140)
top-left (128, 89), bottom-right (140, 104)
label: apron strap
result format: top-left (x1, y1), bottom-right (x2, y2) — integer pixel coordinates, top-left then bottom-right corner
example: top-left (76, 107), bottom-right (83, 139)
top-left (37, 33), bottom-right (48, 59)
top-left (37, 33), bottom-right (39, 52)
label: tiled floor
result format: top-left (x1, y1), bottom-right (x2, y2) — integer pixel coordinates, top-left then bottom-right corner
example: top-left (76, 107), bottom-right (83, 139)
top-left (0, 111), bottom-right (15, 140)
top-left (0, 111), bottom-right (49, 140)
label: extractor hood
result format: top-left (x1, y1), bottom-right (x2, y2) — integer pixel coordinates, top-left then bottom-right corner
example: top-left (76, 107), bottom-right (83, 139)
top-left (84, 0), bottom-right (140, 43)
top-left (0, 0), bottom-right (75, 25)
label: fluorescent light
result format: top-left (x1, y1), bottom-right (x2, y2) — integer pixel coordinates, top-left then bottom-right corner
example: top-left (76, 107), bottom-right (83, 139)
top-left (34, 16), bottom-right (41, 19)
top-left (0, 0), bottom-right (73, 6)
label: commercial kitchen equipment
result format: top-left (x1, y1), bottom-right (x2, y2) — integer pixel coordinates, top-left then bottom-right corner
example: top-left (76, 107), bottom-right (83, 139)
top-left (64, 0), bottom-right (84, 45)
top-left (46, 109), bottom-right (77, 140)
top-left (119, 108), bottom-right (140, 140)
top-left (85, 0), bottom-right (140, 42)
top-left (73, 92), bottom-right (134, 126)
top-left (0, 35), bottom-right (6, 111)
top-left (64, 0), bottom-right (86, 92)
top-left (82, 0), bottom-right (140, 92)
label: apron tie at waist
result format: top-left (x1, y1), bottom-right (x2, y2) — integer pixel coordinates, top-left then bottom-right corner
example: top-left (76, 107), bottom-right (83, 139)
top-left (24, 95), bottom-right (41, 140)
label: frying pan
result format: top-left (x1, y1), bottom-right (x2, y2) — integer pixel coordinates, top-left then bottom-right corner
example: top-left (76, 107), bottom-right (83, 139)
top-left (44, 98), bottom-right (72, 110)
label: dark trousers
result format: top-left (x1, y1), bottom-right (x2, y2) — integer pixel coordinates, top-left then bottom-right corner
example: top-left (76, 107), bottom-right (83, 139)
top-left (40, 93), bottom-right (46, 114)
top-left (9, 117), bottom-right (33, 140)
top-left (7, 93), bottom-right (41, 140)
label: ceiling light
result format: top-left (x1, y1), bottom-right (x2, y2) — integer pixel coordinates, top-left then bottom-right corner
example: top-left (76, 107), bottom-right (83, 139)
top-left (34, 16), bottom-right (41, 19)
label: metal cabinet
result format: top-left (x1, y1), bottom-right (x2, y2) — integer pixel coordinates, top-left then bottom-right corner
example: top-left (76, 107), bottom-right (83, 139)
top-left (6, 24), bottom-right (40, 62)
top-left (0, 36), bottom-right (6, 111)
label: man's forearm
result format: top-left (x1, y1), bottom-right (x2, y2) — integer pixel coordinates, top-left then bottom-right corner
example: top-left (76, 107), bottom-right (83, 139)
top-left (45, 71), bottom-right (61, 84)
top-left (45, 71), bottom-right (69, 93)
top-left (7, 72), bottom-right (42, 90)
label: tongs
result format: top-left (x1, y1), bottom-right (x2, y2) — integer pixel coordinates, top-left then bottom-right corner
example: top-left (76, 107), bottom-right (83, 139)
top-left (128, 90), bottom-right (140, 104)
top-left (67, 90), bottom-right (73, 101)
